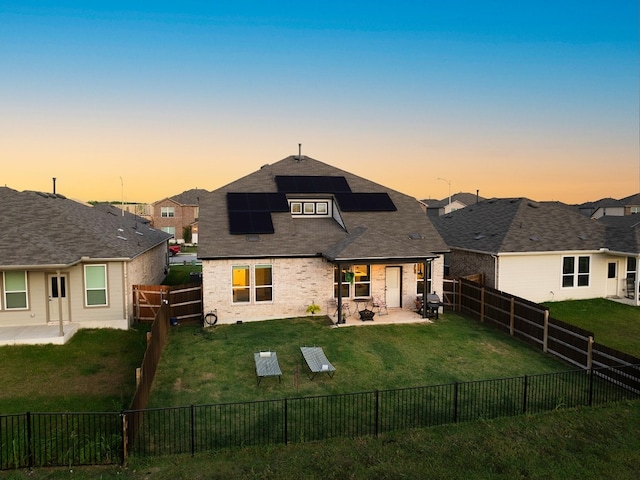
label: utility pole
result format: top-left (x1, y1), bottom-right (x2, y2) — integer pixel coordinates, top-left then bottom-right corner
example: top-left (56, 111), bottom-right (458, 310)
top-left (437, 177), bottom-right (451, 213)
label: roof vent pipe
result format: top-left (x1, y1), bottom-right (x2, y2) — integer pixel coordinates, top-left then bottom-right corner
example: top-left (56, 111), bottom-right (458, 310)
top-left (297, 143), bottom-right (302, 161)
top-left (52, 177), bottom-right (56, 195)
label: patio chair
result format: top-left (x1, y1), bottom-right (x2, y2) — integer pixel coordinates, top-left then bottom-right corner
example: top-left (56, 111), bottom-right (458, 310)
top-left (326, 298), bottom-right (351, 318)
top-left (253, 351), bottom-right (282, 385)
top-left (300, 346), bottom-right (336, 380)
top-left (372, 296), bottom-right (388, 315)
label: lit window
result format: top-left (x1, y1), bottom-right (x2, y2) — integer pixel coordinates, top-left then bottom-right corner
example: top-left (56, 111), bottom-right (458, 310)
top-left (85, 265), bottom-right (108, 306)
top-left (255, 265), bottom-right (273, 302)
top-left (353, 264), bottom-right (371, 297)
top-left (232, 265), bottom-right (273, 303)
top-left (416, 263), bottom-right (432, 295)
top-left (4, 271), bottom-right (28, 309)
top-left (232, 266), bottom-right (250, 303)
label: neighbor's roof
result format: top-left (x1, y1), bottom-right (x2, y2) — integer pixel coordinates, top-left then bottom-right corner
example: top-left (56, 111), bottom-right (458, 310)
top-left (153, 188), bottom-right (209, 206)
top-left (198, 155), bottom-right (448, 262)
top-left (431, 197), bottom-right (609, 254)
top-left (422, 192), bottom-right (485, 209)
top-left (0, 187), bottom-right (173, 268)
top-left (598, 215), bottom-right (640, 254)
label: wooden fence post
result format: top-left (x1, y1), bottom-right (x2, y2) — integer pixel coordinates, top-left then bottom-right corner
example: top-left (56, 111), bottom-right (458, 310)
top-left (543, 310), bottom-right (549, 353)
top-left (509, 297), bottom-right (515, 336)
top-left (480, 287), bottom-right (485, 322)
top-left (587, 336), bottom-right (594, 369)
top-left (136, 367), bottom-right (141, 388)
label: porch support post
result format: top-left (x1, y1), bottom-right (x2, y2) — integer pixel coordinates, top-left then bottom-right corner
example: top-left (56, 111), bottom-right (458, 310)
top-left (56, 269), bottom-right (64, 337)
top-left (636, 255), bottom-right (640, 307)
top-left (337, 262), bottom-right (343, 323)
top-left (422, 259), bottom-right (428, 319)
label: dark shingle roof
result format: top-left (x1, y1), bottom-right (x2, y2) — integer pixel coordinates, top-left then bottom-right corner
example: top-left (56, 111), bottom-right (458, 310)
top-left (432, 198), bottom-right (608, 254)
top-left (422, 192), bottom-right (485, 208)
top-left (170, 188), bottom-right (209, 205)
top-left (198, 156), bottom-right (448, 261)
top-left (0, 187), bottom-right (172, 267)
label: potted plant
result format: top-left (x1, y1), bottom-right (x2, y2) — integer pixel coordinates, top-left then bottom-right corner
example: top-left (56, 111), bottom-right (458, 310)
top-left (306, 301), bottom-right (321, 315)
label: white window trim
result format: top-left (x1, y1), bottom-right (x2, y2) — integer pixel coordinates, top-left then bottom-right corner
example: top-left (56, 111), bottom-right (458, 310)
top-left (161, 206), bottom-right (175, 218)
top-left (561, 255), bottom-right (591, 288)
top-left (84, 264), bottom-right (109, 307)
top-left (3, 271), bottom-right (28, 310)
top-left (232, 264), bottom-right (274, 304)
top-left (289, 199), bottom-right (332, 217)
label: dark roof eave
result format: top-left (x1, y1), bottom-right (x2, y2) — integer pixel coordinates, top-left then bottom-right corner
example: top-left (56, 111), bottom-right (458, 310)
top-left (323, 254), bottom-right (439, 264)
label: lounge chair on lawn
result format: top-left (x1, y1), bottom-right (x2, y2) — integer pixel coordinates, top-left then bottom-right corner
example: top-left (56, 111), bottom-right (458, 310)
top-left (254, 351), bottom-right (282, 385)
top-left (300, 346), bottom-right (336, 380)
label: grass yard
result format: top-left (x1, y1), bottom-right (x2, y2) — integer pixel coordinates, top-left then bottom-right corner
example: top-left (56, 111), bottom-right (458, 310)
top-left (162, 264), bottom-right (202, 285)
top-left (542, 298), bottom-right (640, 358)
top-left (0, 327), bottom-right (150, 414)
top-left (148, 312), bottom-right (571, 407)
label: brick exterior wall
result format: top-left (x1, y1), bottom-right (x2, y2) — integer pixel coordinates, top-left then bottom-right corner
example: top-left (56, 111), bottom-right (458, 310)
top-left (152, 200), bottom-right (198, 243)
top-left (449, 249), bottom-right (496, 288)
top-left (202, 257), bottom-right (444, 325)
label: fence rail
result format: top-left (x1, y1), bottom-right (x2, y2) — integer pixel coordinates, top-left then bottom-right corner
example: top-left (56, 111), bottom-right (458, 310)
top-left (2, 365), bottom-right (638, 470)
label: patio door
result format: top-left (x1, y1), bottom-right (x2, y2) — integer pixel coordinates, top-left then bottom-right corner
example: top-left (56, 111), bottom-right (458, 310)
top-left (48, 273), bottom-right (69, 323)
top-left (385, 267), bottom-right (401, 308)
top-left (606, 261), bottom-right (619, 297)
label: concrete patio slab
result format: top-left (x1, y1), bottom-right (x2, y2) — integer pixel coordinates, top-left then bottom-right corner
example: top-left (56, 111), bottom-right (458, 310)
top-left (0, 323), bottom-right (79, 346)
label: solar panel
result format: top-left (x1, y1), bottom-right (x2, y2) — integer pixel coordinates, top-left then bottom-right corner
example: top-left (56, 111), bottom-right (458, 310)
top-left (227, 192), bottom-right (288, 212)
top-left (335, 193), bottom-right (396, 212)
top-left (228, 211), bottom-right (274, 234)
top-left (275, 176), bottom-right (351, 193)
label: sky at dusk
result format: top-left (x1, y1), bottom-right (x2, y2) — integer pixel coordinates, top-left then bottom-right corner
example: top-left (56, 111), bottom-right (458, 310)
top-left (1, 1), bottom-right (638, 205)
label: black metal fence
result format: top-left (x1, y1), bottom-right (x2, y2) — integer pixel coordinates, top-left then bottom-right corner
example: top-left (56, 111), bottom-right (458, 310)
top-left (2, 365), bottom-right (638, 469)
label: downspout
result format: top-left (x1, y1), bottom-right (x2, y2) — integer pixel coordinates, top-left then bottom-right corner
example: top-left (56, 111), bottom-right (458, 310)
top-left (492, 255), bottom-right (499, 289)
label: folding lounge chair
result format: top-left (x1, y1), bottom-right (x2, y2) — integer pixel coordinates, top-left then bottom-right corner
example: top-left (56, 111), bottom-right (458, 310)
top-left (300, 346), bottom-right (336, 380)
top-left (254, 351), bottom-right (282, 385)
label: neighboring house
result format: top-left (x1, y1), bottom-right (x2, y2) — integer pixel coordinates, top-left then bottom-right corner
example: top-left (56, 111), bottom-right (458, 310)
top-left (0, 187), bottom-right (173, 333)
top-left (421, 192), bottom-right (485, 216)
top-left (198, 155), bottom-right (449, 324)
top-left (152, 188), bottom-right (209, 244)
top-left (431, 197), bottom-right (640, 304)
top-left (578, 193), bottom-right (640, 219)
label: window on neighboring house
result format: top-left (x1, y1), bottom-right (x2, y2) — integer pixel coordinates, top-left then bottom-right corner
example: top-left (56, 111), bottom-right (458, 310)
top-left (161, 226), bottom-right (175, 236)
top-left (631, 207), bottom-right (640, 214)
top-left (562, 256), bottom-right (590, 288)
top-left (416, 262), bottom-right (433, 295)
top-left (4, 271), bottom-right (28, 309)
top-left (255, 265), bottom-right (273, 302)
top-left (85, 265), bottom-right (108, 306)
top-left (353, 264), bottom-right (371, 297)
top-left (161, 206), bottom-right (175, 218)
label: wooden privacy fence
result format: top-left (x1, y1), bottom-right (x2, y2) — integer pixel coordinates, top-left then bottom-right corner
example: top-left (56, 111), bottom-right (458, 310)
top-left (456, 278), bottom-right (640, 393)
top-left (133, 283), bottom-right (203, 324)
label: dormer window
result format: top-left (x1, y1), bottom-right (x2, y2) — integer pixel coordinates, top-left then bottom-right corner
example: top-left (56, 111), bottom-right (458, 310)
top-left (289, 200), bottom-right (331, 217)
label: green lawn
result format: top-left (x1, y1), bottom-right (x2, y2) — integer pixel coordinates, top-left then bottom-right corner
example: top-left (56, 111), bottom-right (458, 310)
top-left (148, 312), bottom-right (571, 407)
top-left (542, 298), bottom-right (640, 358)
top-left (0, 327), bottom-right (150, 414)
